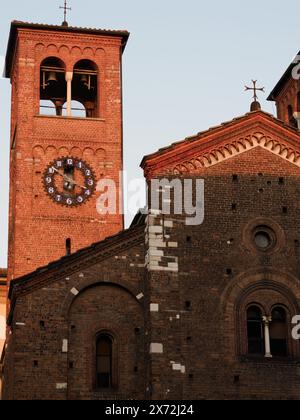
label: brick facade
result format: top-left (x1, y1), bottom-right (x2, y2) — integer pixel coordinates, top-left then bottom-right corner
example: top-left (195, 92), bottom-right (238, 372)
top-left (5, 22), bottom-right (129, 285)
top-left (3, 20), bottom-right (300, 401)
top-left (3, 112), bottom-right (300, 400)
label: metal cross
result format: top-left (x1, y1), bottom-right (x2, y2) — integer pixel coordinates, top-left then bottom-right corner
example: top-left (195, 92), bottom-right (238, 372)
top-left (245, 80), bottom-right (265, 102)
top-left (60, 0), bottom-right (71, 25)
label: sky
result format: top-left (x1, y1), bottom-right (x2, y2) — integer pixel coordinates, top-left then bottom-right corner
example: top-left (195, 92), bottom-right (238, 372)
top-left (1, 0), bottom-right (300, 267)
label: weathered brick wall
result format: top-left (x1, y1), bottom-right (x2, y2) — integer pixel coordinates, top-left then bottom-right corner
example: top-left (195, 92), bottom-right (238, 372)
top-left (2, 236), bottom-right (146, 400)
top-left (146, 146), bottom-right (300, 400)
top-left (7, 27), bottom-right (125, 284)
top-left (4, 125), bottom-right (300, 399)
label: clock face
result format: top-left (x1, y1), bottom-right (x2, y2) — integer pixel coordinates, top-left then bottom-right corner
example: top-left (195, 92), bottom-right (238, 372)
top-left (43, 157), bottom-right (96, 207)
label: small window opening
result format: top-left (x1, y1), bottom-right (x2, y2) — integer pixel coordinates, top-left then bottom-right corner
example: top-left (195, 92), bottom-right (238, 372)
top-left (247, 306), bottom-right (264, 356)
top-left (270, 308), bottom-right (288, 357)
top-left (66, 238), bottom-right (71, 256)
top-left (96, 334), bottom-right (113, 389)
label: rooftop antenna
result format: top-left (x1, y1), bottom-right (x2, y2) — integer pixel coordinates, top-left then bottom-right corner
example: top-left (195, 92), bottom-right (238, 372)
top-left (60, 0), bottom-right (71, 27)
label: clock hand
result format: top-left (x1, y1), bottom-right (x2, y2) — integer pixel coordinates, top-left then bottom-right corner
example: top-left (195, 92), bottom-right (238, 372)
top-left (51, 167), bottom-right (87, 190)
top-left (66, 178), bottom-right (88, 190)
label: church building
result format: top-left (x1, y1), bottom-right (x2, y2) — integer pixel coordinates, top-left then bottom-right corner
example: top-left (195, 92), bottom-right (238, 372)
top-left (1, 18), bottom-right (300, 400)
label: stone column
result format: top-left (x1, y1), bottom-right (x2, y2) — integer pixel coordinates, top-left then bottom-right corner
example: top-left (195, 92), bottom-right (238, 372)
top-left (263, 316), bottom-right (272, 358)
top-left (65, 72), bottom-right (73, 117)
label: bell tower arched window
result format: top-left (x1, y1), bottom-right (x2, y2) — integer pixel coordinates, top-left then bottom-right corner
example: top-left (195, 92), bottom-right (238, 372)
top-left (288, 105), bottom-right (297, 128)
top-left (270, 307), bottom-right (288, 357)
top-left (73, 60), bottom-right (98, 118)
top-left (40, 57), bottom-right (66, 116)
top-left (247, 306), bottom-right (264, 356)
top-left (96, 333), bottom-right (113, 389)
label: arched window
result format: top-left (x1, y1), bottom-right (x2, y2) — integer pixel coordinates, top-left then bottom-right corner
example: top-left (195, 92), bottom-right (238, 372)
top-left (40, 57), bottom-right (66, 116)
top-left (96, 334), bottom-right (113, 389)
top-left (247, 306), bottom-right (264, 356)
top-left (270, 307), bottom-right (288, 357)
top-left (73, 60), bottom-right (98, 118)
top-left (288, 105), bottom-right (297, 128)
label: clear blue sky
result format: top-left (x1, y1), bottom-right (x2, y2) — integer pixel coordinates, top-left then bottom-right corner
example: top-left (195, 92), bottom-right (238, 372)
top-left (1, 0), bottom-right (300, 267)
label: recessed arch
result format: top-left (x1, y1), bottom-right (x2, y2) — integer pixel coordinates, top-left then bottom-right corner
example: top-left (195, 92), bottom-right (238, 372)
top-left (63, 279), bottom-right (143, 319)
top-left (72, 59), bottom-right (98, 118)
top-left (40, 57), bottom-right (66, 116)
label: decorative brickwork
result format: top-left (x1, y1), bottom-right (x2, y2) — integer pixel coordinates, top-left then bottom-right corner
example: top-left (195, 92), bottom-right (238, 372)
top-left (5, 21), bottom-right (127, 285)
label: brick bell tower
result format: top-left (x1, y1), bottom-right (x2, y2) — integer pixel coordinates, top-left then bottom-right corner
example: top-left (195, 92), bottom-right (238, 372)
top-left (4, 21), bottom-right (129, 283)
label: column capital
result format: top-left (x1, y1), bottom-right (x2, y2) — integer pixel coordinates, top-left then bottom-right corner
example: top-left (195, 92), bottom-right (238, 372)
top-left (65, 71), bottom-right (73, 82)
top-left (262, 316), bottom-right (272, 324)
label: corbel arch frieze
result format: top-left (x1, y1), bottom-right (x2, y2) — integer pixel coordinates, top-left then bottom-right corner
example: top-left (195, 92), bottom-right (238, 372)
top-left (173, 132), bottom-right (300, 174)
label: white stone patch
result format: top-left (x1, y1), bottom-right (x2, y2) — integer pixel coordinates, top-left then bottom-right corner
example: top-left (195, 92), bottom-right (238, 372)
top-left (150, 343), bottom-right (163, 354)
top-left (70, 288), bottom-right (79, 296)
top-left (150, 304), bottom-right (159, 312)
top-left (181, 366), bottom-right (186, 374)
top-left (15, 322), bottom-right (26, 327)
top-left (62, 339), bottom-right (68, 353)
top-left (149, 226), bottom-right (163, 234)
top-left (149, 209), bottom-right (162, 216)
top-left (168, 242), bottom-right (178, 248)
top-left (136, 293), bottom-right (144, 300)
top-left (172, 364), bottom-right (182, 371)
top-left (56, 383), bottom-right (68, 390)
top-left (79, 273), bottom-right (84, 278)
top-left (146, 213), bottom-right (179, 273)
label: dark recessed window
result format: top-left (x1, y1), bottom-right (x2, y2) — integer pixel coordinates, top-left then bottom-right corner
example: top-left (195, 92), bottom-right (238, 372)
top-left (96, 334), bottom-right (113, 389)
top-left (254, 231), bottom-right (271, 249)
top-left (253, 226), bottom-right (276, 251)
top-left (247, 306), bottom-right (264, 356)
top-left (270, 307), bottom-right (288, 357)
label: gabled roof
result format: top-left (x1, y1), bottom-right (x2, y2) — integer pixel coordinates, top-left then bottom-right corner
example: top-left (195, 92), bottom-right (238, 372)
top-left (8, 222), bottom-right (145, 302)
top-left (5, 21), bottom-right (130, 78)
top-left (267, 52), bottom-right (300, 101)
top-left (141, 110), bottom-right (300, 177)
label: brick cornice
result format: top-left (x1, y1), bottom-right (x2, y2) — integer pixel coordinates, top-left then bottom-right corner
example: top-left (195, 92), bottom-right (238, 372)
top-left (141, 111), bottom-right (300, 178)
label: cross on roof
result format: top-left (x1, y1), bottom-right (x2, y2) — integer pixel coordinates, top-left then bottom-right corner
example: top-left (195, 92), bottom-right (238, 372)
top-left (245, 80), bottom-right (265, 102)
top-left (60, 0), bottom-right (71, 26)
